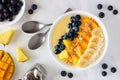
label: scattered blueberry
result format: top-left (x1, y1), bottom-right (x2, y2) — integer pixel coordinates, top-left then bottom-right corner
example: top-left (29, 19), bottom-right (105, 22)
top-left (113, 9), bottom-right (118, 15)
top-left (17, 1), bottom-right (23, 7)
top-left (54, 45), bottom-right (60, 50)
top-left (97, 4), bottom-right (103, 10)
top-left (28, 9), bottom-right (33, 14)
top-left (73, 33), bottom-right (78, 38)
top-left (98, 12), bottom-right (105, 18)
top-left (54, 49), bottom-right (61, 54)
top-left (102, 63), bottom-right (108, 69)
top-left (67, 32), bottom-right (73, 38)
top-left (62, 34), bottom-right (68, 40)
top-left (69, 36), bottom-right (74, 41)
top-left (7, 17), bottom-right (13, 21)
top-left (69, 29), bottom-right (75, 34)
top-left (72, 22), bottom-right (78, 27)
top-left (32, 4), bottom-right (37, 10)
top-left (61, 71), bottom-right (67, 77)
top-left (111, 67), bottom-right (117, 73)
top-left (102, 71), bottom-right (107, 77)
top-left (77, 21), bottom-right (81, 26)
top-left (59, 44), bottom-right (65, 51)
top-left (70, 16), bottom-right (76, 22)
top-left (67, 23), bottom-right (73, 29)
top-left (68, 72), bottom-right (73, 78)
top-left (108, 5), bottom-right (113, 11)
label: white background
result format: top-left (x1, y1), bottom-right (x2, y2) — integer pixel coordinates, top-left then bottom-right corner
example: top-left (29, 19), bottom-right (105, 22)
top-left (0, 0), bottom-right (120, 80)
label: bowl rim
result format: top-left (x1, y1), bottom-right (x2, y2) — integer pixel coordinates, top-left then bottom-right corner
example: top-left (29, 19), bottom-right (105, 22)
top-left (48, 10), bottom-right (109, 71)
top-left (0, 0), bottom-right (26, 26)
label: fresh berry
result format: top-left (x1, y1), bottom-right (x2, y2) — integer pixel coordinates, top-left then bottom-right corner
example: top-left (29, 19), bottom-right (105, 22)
top-left (58, 39), bottom-right (62, 44)
top-left (108, 5), bottom-right (113, 11)
top-left (69, 29), bottom-right (75, 33)
top-left (67, 23), bottom-right (73, 29)
top-left (68, 72), bottom-right (73, 78)
top-left (77, 21), bottom-right (81, 26)
top-left (0, 4), bottom-right (4, 11)
top-left (67, 32), bottom-right (73, 38)
top-left (61, 71), bottom-right (67, 77)
top-left (7, 17), bottom-right (13, 21)
top-left (28, 9), bottom-right (33, 14)
top-left (111, 67), bottom-right (117, 73)
top-left (97, 4), bottom-right (103, 10)
top-left (54, 49), bottom-right (61, 54)
top-left (102, 63), bottom-right (108, 69)
top-left (59, 44), bottom-right (65, 51)
top-left (98, 12), bottom-right (105, 18)
top-left (72, 22), bottom-right (78, 27)
top-left (32, 4), bottom-right (37, 10)
top-left (73, 26), bottom-right (79, 32)
top-left (102, 71), bottom-right (107, 77)
top-left (74, 33), bottom-right (78, 38)
top-left (75, 15), bottom-right (81, 20)
top-left (0, 17), bottom-right (4, 22)
top-left (54, 45), bottom-right (60, 50)
top-left (62, 34), bottom-right (68, 40)
top-left (70, 16), bottom-right (76, 22)
top-left (113, 9), bottom-right (118, 15)
top-left (69, 36), bottom-right (74, 41)
top-left (17, 1), bottom-right (23, 7)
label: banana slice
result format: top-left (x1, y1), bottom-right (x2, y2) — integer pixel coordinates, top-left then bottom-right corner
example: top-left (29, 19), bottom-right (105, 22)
top-left (84, 48), bottom-right (96, 54)
top-left (89, 36), bottom-right (99, 44)
top-left (87, 42), bottom-right (98, 50)
top-left (82, 51), bottom-right (92, 60)
top-left (92, 28), bottom-right (102, 36)
top-left (78, 58), bottom-right (89, 68)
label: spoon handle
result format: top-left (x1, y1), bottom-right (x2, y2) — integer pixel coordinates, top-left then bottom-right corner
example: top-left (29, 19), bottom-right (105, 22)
top-left (44, 28), bottom-right (50, 35)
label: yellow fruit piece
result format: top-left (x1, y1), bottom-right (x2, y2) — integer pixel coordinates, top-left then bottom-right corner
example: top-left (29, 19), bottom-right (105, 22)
top-left (72, 55), bottom-right (79, 65)
top-left (0, 52), bottom-right (14, 80)
top-left (57, 50), bottom-right (69, 60)
top-left (0, 50), bottom-right (3, 60)
top-left (0, 29), bottom-right (15, 45)
top-left (16, 47), bottom-right (29, 62)
top-left (63, 39), bottom-right (72, 52)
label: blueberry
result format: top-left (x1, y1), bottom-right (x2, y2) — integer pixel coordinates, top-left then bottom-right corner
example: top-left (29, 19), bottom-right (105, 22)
top-left (0, 17), bottom-right (4, 22)
top-left (113, 9), bottom-right (118, 15)
top-left (69, 29), bottom-right (75, 33)
top-left (111, 67), bottom-right (117, 73)
top-left (75, 15), bottom-right (81, 20)
top-left (13, 11), bottom-right (19, 15)
top-left (59, 44), bottom-right (65, 51)
top-left (9, 5), bottom-right (16, 12)
top-left (68, 72), bottom-right (73, 78)
top-left (54, 45), bottom-right (60, 50)
top-left (67, 23), bottom-right (73, 29)
top-left (3, 8), bottom-right (9, 13)
top-left (70, 16), bottom-right (76, 22)
top-left (108, 5), bottom-right (113, 11)
top-left (2, 0), bottom-right (7, 4)
top-left (97, 4), bottom-right (103, 10)
top-left (58, 39), bottom-right (62, 44)
top-left (102, 63), bottom-right (108, 69)
top-left (17, 1), bottom-right (23, 7)
top-left (102, 71), bottom-right (107, 77)
top-left (67, 32), bottom-right (73, 38)
top-left (11, 0), bottom-right (18, 4)
top-left (72, 22), bottom-right (78, 27)
top-left (28, 9), bottom-right (33, 14)
top-left (73, 26), bottom-right (79, 32)
top-left (61, 71), bottom-right (67, 77)
top-left (54, 49), bottom-right (61, 54)
top-left (98, 12), bottom-right (105, 18)
top-left (62, 33), bottom-right (68, 40)
top-left (32, 4), bottom-right (37, 10)
top-left (0, 4), bottom-right (4, 11)
top-left (3, 12), bottom-right (9, 18)
top-left (77, 21), bottom-right (81, 26)
top-left (73, 33), bottom-right (78, 38)
top-left (69, 36), bottom-right (74, 41)
top-left (7, 17), bottom-right (13, 21)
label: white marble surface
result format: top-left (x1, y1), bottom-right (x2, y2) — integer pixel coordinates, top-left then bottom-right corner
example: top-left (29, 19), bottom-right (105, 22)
top-left (0, 0), bottom-right (120, 80)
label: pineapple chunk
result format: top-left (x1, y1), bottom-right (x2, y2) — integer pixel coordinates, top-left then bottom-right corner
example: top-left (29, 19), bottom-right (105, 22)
top-left (16, 47), bottom-right (28, 62)
top-left (0, 29), bottom-right (15, 45)
top-left (63, 39), bottom-right (72, 52)
top-left (57, 50), bottom-right (69, 60)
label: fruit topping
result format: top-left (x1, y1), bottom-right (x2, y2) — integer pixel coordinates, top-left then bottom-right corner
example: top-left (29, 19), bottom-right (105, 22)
top-left (97, 4), bottom-right (103, 10)
top-left (98, 12), bottom-right (105, 18)
top-left (102, 63), bottom-right (108, 69)
top-left (102, 71), bottom-right (107, 76)
top-left (111, 67), bottom-right (117, 73)
top-left (61, 71), bottom-right (67, 77)
top-left (108, 5), bottom-right (113, 11)
top-left (32, 4), bottom-right (38, 10)
top-left (28, 9), bottom-right (34, 15)
top-left (68, 72), bottom-right (73, 78)
top-left (113, 9), bottom-right (118, 15)
top-left (0, 29), bottom-right (15, 45)
top-left (16, 47), bottom-right (29, 62)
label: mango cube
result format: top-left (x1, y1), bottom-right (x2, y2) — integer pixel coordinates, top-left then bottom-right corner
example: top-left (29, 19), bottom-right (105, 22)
top-left (57, 50), bottom-right (69, 59)
top-left (63, 39), bottom-right (72, 52)
top-left (16, 47), bottom-right (28, 62)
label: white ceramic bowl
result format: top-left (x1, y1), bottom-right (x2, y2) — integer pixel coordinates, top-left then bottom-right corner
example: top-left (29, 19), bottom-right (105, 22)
top-left (0, 0), bottom-right (26, 26)
top-left (48, 11), bottom-right (108, 71)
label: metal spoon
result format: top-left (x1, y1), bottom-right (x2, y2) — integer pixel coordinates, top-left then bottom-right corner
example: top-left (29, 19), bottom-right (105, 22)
top-left (22, 21), bottom-right (51, 33)
top-left (28, 28), bottom-right (50, 50)
top-left (22, 8), bottom-right (72, 33)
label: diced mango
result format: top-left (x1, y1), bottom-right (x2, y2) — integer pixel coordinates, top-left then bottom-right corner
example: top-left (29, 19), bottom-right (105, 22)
top-left (0, 50), bottom-right (3, 60)
top-left (0, 29), bottom-right (15, 45)
top-left (57, 50), bottom-right (69, 60)
top-left (16, 47), bottom-right (29, 62)
top-left (0, 69), bottom-right (6, 78)
top-left (1, 53), bottom-right (9, 62)
top-left (63, 39), bottom-right (72, 52)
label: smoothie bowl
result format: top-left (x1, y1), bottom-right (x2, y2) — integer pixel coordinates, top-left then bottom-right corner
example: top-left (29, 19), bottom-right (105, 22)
top-left (48, 11), bottom-right (108, 70)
